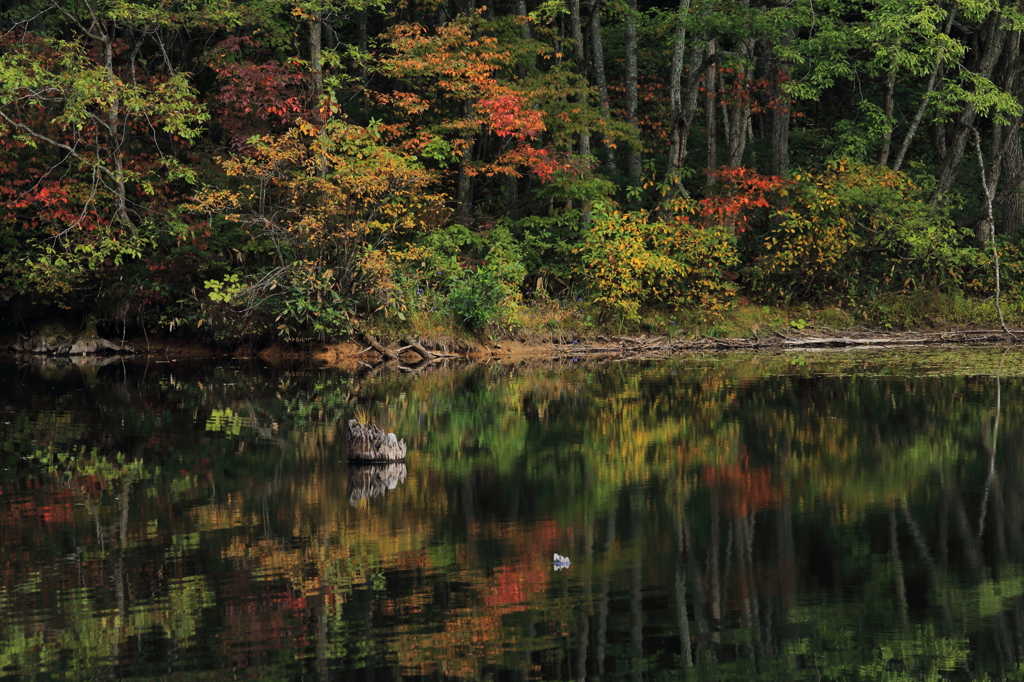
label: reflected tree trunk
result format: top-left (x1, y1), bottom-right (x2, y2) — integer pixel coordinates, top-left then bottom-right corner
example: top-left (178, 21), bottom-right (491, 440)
top-left (900, 502), bottom-right (953, 633)
top-left (630, 493), bottom-right (644, 682)
top-left (674, 512), bottom-right (693, 671)
top-left (596, 505), bottom-right (616, 680)
top-left (709, 490), bottom-right (721, 638)
top-left (889, 506), bottom-right (910, 629)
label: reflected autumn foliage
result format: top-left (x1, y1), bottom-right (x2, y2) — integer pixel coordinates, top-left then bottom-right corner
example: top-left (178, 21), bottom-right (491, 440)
top-left (3, 352), bottom-right (1024, 680)
top-left (703, 446), bottom-right (779, 517)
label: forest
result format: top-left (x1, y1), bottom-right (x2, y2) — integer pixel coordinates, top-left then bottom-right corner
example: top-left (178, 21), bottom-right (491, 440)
top-left (3, 0), bottom-right (1024, 343)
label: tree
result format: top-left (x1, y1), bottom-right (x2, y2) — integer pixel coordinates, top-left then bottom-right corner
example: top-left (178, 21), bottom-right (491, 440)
top-left (0, 0), bottom-right (211, 312)
top-left (191, 117), bottom-right (446, 336)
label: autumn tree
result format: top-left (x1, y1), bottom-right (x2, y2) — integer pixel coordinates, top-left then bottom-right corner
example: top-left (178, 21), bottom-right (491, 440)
top-left (191, 117), bottom-right (446, 337)
top-left (0, 0), bottom-right (212, 312)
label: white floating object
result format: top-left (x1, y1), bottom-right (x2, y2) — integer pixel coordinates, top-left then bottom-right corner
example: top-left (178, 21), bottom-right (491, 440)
top-left (553, 553), bottom-right (571, 569)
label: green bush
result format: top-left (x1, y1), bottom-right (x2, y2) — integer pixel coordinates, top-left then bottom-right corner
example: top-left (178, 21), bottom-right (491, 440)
top-left (746, 160), bottom-right (977, 303)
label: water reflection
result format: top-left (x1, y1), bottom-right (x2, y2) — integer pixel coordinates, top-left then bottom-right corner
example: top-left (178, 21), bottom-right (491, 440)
top-left (348, 462), bottom-right (408, 505)
top-left (1, 351), bottom-right (1024, 680)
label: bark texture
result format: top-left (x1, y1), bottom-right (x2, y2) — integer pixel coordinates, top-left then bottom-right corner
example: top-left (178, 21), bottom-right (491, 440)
top-left (348, 420), bottom-right (408, 462)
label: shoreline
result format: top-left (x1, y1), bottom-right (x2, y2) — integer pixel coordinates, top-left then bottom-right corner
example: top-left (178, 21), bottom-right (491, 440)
top-left (7, 327), bottom-right (1024, 372)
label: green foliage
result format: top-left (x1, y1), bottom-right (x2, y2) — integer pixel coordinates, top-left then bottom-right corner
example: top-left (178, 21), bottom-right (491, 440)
top-left (4, 0), bottom-right (1024, 339)
top-left (400, 224), bottom-right (527, 333)
top-left (574, 201), bottom-right (739, 322)
top-left (204, 273), bottom-right (244, 303)
top-left (748, 160), bottom-right (976, 303)
top-left (449, 226), bottom-right (527, 332)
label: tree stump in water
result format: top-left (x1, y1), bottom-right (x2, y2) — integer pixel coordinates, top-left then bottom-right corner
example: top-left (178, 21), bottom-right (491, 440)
top-left (347, 420), bottom-right (407, 462)
top-left (348, 462), bottom-right (407, 505)
top-left (13, 321), bottom-right (130, 355)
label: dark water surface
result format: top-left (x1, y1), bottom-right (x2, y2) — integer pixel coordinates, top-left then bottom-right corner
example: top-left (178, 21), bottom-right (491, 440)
top-left (3, 350), bottom-right (1024, 681)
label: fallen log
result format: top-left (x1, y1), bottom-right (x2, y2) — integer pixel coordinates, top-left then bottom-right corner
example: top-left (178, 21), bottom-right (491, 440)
top-left (363, 334), bottom-right (399, 361)
top-left (402, 336), bottom-right (436, 360)
top-left (780, 336), bottom-right (930, 347)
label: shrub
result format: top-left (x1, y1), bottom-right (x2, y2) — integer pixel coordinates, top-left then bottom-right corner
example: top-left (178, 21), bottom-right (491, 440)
top-left (746, 160), bottom-right (977, 303)
top-left (573, 201), bottom-right (740, 322)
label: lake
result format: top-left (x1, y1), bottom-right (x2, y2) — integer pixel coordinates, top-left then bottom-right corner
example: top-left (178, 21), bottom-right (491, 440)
top-left (2, 349), bottom-right (1024, 681)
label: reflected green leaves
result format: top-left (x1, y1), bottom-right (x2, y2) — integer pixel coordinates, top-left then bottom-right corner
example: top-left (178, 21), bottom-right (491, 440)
top-left (1, 351), bottom-right (1024, 680)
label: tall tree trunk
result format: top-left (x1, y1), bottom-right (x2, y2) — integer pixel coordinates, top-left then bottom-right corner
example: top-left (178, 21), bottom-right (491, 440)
top-left (667, 38), bottom-right (713, 179)
top-left (516, 0), bottom-right (531, 39)
top-left (705, 55), bottom-right (718, 185)
top-left (765, 29), bottom-right (793, 178)
top-left (624, 0), bottom-right (641, 181)
top-left (99, 22), bottom-right (132, 232)
top-left (999, 133), bottom-right (1024, 235)
top-left (457, 99), bottom-right (476, 222)
top-left (456, 137), bottom-right (475, 223)
top-left (589, 0), bottom-right (616, 171)
top-left (930, 10), bottom-right (1009, 203)
top-left (568, 0), bottom-right (590, 158)
top-left (667, 0), bottom-right (692, 165)
top-left (723, 41), bottom-right (753, 167)
top-left (878, 70), bottom-right (897, 166)
top-left (309, 10), bottom-right (324, 104)
top-left (891, 62), bottom-right (943, 172)
top-left (995, 29), bottom-right (1024, 235)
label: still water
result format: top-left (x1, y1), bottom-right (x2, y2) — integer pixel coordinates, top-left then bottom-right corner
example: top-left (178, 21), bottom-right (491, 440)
top-left (2, 350), bottom-right (1024, 681)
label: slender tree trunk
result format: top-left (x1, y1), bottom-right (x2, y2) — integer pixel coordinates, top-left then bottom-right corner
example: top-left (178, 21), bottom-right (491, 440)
top-left (724, 41), bottom-right (753, 167)
top-left (765, 30), bottom-right (793, 178)
top-left (930, 11), bottom-right (1009, 203)
top-left (667, 39), bottom-right (713, 178)
top-left (589, 0), bottom-right (615, 171)
top-left (668, 0), bottom-right (690, 119)
top-left (891, 62), bottom-right (941, 172)
top-left (100, 27), bottom-right (132, 232)
top-left (878, 70), bottom-right (896, 166)
top-left (456, 98), bottom-right (476, 222)
top-left (973, 127), bottom-right (1011, 331)
top-left (624, 0), bottom-right (641, 181)
top-left (705, 56), bottom-right (717, 185)
top-left (568, 0), bottom-right (591, 158)
top-left (896, 8), bottom-right (963, 166)
top-left (309, 10), bottom-right (324, 103)
top-left (456, 138), bottom-right (475, 223)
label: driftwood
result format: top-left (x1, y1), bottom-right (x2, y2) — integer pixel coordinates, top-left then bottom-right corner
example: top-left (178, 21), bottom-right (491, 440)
top-left (347, 419), bottom-right (407, 462)
top-left (402, 336), bottom-right (435, 360)
top-left (363, 333), bottom-right (399, 361)
top-left (348, 462), bottom-right (407, 505)
top-left (549, 329), bottom-right (1024, 358)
